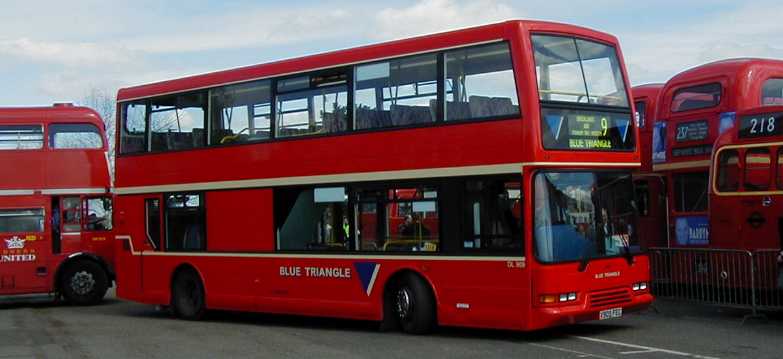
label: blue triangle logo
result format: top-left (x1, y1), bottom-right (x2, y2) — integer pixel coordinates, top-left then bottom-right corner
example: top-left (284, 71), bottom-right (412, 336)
top-left (616, 118), bottom-right (630, 142)
top-left (545, 115), bottom-right (564, 141)
top-left (354, 262), bottom-right (380, 296)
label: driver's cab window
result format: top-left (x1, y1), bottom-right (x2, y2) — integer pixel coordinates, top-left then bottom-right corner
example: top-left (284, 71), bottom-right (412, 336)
top-left (84, 197), bottom-right (112, 231)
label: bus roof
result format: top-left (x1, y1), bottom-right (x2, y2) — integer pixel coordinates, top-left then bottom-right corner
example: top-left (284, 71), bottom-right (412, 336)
top-left (0, 104), bottom-right (104, 128)
top-left (667, 58), bottom-right (783, 85)
top-left (117, 20), bottom-right (620, 102)
top-left (632, 83), bottom-right (664, 98)
top-left (656, 58), bottom-right (783, 118)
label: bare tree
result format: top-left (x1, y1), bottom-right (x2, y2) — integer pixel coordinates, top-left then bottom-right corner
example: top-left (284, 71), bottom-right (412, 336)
top-left (79, 87), bottom-right (117, 178)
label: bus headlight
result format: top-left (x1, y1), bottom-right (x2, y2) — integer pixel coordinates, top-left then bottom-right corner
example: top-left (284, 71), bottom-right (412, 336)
top-left (632, 282), bottom-right (648, 291)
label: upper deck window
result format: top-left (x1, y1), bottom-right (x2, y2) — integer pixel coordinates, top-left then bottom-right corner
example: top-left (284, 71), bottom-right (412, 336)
top-left (276, 69), bottom-right (348, 138)
top-left (49, 123), bottom-right (103, 149)
top-left (532, 35), bottom-right (629, 108)
top-left (0, 125), bottom-right (43, 150)
top-left (671, 83), bottom-right (721, 113)
top-left (444, 42), bottom-right (519, 121)
top-left (354, 54), bottom-right (438, 129)
top-left (762, 78), bottom-right (783, 105)
top-left (210, 80), bottom-right (272, 145)
top-left (150, 92), bottom-right (207, 151)
top-left (118, 41), bottom-right (522, 155)
top-left (634, 101), bottom-right (646, 128)
top-left (121, 102), bottom-right (147, 154)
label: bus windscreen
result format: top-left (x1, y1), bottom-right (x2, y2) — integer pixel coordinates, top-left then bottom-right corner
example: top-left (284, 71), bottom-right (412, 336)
top-left (532, 35), bottom-right (629, 108)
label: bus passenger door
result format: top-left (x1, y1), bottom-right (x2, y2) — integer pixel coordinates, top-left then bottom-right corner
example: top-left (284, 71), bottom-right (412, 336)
top-left (116, 196), bottom-right (161, 301)
top-left (81, 196), bottom-right (114, 263)
top-left (634, 178), bottom-right (667, 248)
top-left (59, 196), bottom-right (83, 254)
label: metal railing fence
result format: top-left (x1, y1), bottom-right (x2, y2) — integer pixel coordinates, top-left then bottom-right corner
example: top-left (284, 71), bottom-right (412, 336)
top-left (649, 247), bottom-right (783, 315)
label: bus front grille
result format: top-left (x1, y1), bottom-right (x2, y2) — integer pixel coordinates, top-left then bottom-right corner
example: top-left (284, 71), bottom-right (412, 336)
top-left (589, 287), bottom-right (632, 308)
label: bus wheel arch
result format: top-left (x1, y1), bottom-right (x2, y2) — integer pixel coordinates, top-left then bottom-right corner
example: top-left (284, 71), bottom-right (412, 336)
top-left (170, 263), bottom-right (206, 320)
top-left (381, 269), bottom-right (438, 334)
top-left (55, 254), bottom-right (111, 306)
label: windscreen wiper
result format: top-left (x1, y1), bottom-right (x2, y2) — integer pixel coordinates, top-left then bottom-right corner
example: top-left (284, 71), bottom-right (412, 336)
top-left (622, 245), bottom-right (635, 266)
top-left (577, 249), bottom-right (591, 272)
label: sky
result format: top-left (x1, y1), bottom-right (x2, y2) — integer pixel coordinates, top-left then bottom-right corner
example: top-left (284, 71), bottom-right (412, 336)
top-left (0, 0), bottom-right (782, 106)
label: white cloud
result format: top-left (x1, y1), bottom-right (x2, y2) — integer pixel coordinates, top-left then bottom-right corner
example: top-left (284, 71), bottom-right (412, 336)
top-left (124, 7), bottom-right (353, 54)
top-left (622, 3), bottom-right (783, 85)
top-left (0, 38), bottom-right (136, 67)
top-left (373, 0), bottom-right (521, 40)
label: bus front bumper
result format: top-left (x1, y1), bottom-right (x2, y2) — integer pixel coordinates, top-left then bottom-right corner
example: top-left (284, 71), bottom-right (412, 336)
top-left (528, 293), bottom-right (654, 330)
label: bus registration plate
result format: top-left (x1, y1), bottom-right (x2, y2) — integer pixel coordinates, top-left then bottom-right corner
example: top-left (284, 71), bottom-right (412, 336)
top-left (599, 308), bottom-right (622, 320)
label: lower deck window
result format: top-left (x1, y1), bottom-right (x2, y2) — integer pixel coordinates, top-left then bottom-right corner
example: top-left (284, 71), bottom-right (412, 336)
top-left (274, 175), bottom-right (522, 255)
top-left (275, 187), bottom-right (350, 250)
top-left (165, 194), bottom-right (205, 251)
top-left (673, 172), bottom-right (708, 212)
top-left (0, 209), bottom-right (44, 233)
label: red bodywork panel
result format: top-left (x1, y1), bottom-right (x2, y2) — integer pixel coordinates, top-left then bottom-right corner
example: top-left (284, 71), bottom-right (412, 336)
top-left (113, 20), bottom-right (651, 331)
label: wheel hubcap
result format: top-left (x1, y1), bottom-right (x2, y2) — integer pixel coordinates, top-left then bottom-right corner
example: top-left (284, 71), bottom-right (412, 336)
top-left (395, 287), bottom-right (413, 320)
top-left (70, 271), bottom-right (95, 296)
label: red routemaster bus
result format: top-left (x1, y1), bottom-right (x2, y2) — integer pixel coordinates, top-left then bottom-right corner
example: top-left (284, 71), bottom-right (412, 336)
top-left (710, 106), bottom-right (783, 250)
top-left (1, 104), bottom-right (114, 305)
top-left (632, 84), bottom-right (667, 249)
top-left (651, 59), bottom-right (783, 248)
top-left (113, 20), bottom-right (651, 333)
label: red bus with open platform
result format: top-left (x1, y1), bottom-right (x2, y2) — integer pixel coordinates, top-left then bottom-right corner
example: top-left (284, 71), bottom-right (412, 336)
top-left (0, 104), bottom-right (114, 305)
top-left (113, 20), bottom-right (651, 332)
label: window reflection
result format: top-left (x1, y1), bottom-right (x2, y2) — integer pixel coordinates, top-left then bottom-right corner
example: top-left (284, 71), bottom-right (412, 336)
top-left (534, 172), bottom-right (638, 263)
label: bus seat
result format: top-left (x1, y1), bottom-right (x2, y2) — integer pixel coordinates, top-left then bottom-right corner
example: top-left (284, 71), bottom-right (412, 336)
top-left (183, 224), bottom-right (203, 250)
top-left (390, 104), bottom-right (433, 126)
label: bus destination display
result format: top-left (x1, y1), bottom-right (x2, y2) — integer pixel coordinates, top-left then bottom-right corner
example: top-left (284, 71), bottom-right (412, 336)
top-left (675, 120), bottom-right (708, 142)
top-left (541, 108), bottom-right (633, 151)
top-left (739, 112), bottom-right (783, 138)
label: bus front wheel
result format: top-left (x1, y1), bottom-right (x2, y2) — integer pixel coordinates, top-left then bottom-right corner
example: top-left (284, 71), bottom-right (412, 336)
top-left (60, 260), bottom-right (109, 306)
top-left (390, 273), bottom-right (436, 334)
top-left (171, 268), bottom-right (205, 320)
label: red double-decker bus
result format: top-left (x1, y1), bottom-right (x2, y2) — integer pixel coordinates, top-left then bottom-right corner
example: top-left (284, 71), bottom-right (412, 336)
top-left (632, 84), bottom-right (667, 249)
top-left (710, 106), bottom-right (783, 250)
top-left (651, 59), bottom-right (783, 248)
top-left (114, 20), bottom-right (651, 333)
top-left (0, 104), bottom-right (114, 305)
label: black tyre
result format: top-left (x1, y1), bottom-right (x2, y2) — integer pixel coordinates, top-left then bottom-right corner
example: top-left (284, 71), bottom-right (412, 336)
top-left (390, 273), bottom-right (436, 334)
top-left (171, 268), bottom-right (206, 320)
top-left (60, 260), bottom-right (109, 306)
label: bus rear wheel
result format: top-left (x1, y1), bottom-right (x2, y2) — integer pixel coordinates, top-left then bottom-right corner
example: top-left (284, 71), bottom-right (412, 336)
top-left (171, 268), bottom-right (205, 320)
top-left (60, 260), bottom-right (109, 306)
top-left (390, 273), bottom-right (436, 334)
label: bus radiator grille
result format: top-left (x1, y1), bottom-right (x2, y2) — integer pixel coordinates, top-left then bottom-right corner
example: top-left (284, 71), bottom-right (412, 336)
top-left (589, 287), bottom-right (632, 308)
